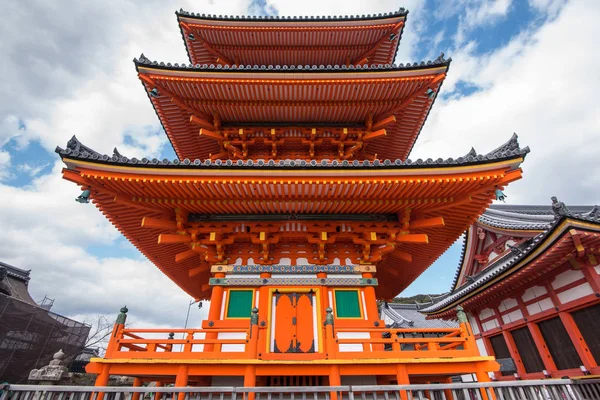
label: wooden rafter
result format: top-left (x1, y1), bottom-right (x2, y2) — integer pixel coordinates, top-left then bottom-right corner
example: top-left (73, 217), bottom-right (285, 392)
top-left (350, 21), bottom-right (404, 65)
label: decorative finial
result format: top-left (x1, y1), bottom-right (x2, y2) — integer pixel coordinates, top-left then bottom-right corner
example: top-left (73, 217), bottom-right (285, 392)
top-left (250, 307), bottom-right (259, 325)
top-left (116, 305), bottom-right (128, 325)
top-left (168, 332), bottom-right (175, 340)
top-left (324, 307), bottom-right (334, 326)
top-left (551, 196), bottom-right (571, 218)
top-left (456, 306), bottom-right (468, 323)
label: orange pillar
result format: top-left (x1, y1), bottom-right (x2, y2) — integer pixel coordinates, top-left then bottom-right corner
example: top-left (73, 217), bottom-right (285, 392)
top-left (395, 364), bottom-right (410, 400)
top-left (244, 365), bottom-right (257, 400)
top-left (175, 365), bottom-right (189, 400)
top-left (155, 381), bottom-right (164, 400)
top-left (363, 271), bottom-right (383, 351)
top-left (559, 311), bottom-right (597, 370)
top-left (132, 377), bottom-right (142, 400)
top-left (205, 272), bottom-right (225, 352)
top-left (329, 365), bottom-right (341, 400)
top-left (94, 364), bottom-right (111, 400)
top-left (526, 322), bottom-right (558, 375)
top-left (475, 366), bottom-right (495, 400)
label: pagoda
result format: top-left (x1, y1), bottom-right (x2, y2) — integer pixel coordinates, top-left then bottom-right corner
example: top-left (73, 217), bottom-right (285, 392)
top-left (56, 6), bottom-right (529, 391)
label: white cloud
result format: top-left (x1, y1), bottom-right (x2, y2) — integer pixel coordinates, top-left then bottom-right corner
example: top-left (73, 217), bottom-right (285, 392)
top-left (413, 0), bottom-right (600, 205)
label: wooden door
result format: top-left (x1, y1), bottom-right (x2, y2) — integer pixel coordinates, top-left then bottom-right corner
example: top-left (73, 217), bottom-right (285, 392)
top-left (271, 292), bottom-right (316, 353)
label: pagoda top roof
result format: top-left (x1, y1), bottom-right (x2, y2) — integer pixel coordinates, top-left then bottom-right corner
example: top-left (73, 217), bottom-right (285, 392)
top-left (176, 8), bottom-right (409, 23)
top-left (134, 54), bottom-right (450, 162)
top-left (176, 8), bottom-right (407, 66)
top-left (423, 202), bottom-right (600, 317)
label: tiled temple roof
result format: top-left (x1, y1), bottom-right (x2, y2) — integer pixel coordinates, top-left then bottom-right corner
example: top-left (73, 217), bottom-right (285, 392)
top-left (134, 52), bottom-right (450, 72)
top-left (175, 8), bottom-right (409, 22)
top-left (56, 133), bottom-right (529, 170)
top-left (423, 203), bottom-right (600, 314)
top-left (381, 302), bottom-right (458, 329)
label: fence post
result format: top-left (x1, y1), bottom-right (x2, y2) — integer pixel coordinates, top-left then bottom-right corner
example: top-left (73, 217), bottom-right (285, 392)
top-left (105, 306), bottom-right (128, 358)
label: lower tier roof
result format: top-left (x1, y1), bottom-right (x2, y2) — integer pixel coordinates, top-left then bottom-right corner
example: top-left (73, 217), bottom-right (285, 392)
top-left (56, 135), bottom-right (528, 299)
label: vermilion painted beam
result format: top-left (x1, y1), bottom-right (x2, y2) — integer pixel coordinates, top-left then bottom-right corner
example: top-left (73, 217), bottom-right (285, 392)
top-left (190, 115), bottom-right (215, 131)
top-left (396, 234), bottom-right (429, 244)
top-left (408, 217), bottom-right (445, 229)
top-left (175, 249), bottom-right (198, 263)
top-left (392, 250), bottom-right (413, 263)
top-left (158, 234), bottom-right (192, 244)
top-left (362, 129), bottom-right (387, 142)
top-left (199, 128), bottom-right (225, 141)
top-left (141, 217), bottom-right (178, 230)
top-left (190, 265), bottom-right (209, 277)
top-left (372, 115), bottom-right (396, 130)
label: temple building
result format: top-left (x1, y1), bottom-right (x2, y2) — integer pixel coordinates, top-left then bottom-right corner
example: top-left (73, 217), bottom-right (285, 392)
top-left (423, 203), bottom-right (600, 380)
top-left (56, 7), bottom-right (529, 389)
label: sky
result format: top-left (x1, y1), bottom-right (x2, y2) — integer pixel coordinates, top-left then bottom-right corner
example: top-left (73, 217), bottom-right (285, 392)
top-left (1, 0), bottom-right (599, 330)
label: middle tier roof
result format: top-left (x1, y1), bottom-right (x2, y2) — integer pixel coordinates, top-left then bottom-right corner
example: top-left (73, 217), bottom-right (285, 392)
top-left (135, 56), bottom-right (450, 161)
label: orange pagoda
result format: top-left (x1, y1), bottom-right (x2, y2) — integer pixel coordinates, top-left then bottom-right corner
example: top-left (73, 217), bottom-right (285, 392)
top-left (56, 7), bottom-right (529, 390)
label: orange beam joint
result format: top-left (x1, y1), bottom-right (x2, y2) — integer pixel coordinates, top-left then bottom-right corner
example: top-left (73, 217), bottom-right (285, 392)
top-left (190, 115), bottom-right (215, 131)
top-left (158, 234), bottom-right (192, 244)
top-left (570, 229), bottom-right (586, 258)
top-left (199, 128), bottom-right (225, 141)
top-left (396, 234), bottom-right (429, 244)
top-left (176, 249), bottom-right (198, 263)
top-left (409, 217), bottom-right (445, 230)
top-left (372, 115), bottom-right (396, 130)
top-left (362, 129), bottom-right (387, 142)
top-left (141, 217), bottom-right (178, 230)
top-left (393, 250), bottom-right (413, 263)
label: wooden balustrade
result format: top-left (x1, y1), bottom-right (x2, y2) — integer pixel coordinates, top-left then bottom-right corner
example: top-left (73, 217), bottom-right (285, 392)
top-left (102, 323), bottom-right (477, 361)
top-left (105, 327), bottom-right (253, 359)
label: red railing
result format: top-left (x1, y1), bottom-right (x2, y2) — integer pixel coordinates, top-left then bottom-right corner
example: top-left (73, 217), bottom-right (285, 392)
top-left (103, 321), bottom-right (479, 361)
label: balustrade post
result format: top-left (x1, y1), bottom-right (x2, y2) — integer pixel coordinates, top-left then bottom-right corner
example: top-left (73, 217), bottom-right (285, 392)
top-left (395, 364), bottom-right (410, 400)
top-left (328, 365), bottom-right (341, 400)
top-left (248, 308), bottom-right (259, 358)
top-left (93, 364), bottom-right (111, 400)
top-left (244, 365), bottom-right (257, 400)
top-left (184, 332), bottom-right (194, 353)
top-left (324, 308), bottom-right (337, 358)
top-left (105, 306), bottom-right (128, 358)
top-left (456, 306), bottom-right (477, 355)
top-left (166, 332), bottom-right (175, 352)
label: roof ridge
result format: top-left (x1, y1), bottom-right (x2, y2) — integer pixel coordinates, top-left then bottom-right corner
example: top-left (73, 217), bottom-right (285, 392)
top-left (56, 134), bottom-right (529, 170)
top-left (175, 8), bottom-right (409, 22)
top-left (133, 53), bottom-right (451, 72)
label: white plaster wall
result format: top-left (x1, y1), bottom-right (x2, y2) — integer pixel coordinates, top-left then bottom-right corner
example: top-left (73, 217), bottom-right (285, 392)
top-left (218, 332), bottom-right (247, 352)
top-left (468, 313), bottom-right (480, 335)
top-left (482, 318), bottom-right (500, 331)
top-left (499, 298), bottom-right (518, 312)
top-left (479, 308), bottom-right (494, 320)
top-left (527, 298), bottom-right (555, 315)
top-left (557, 283), bottom-right (593, 304)
top-left (336, 332), bottom-right (370, 352)
top-left (552, 269), bottom-right (585, 289)
top-left (522, 285), bottom-right (548, 303)
top-left (475, 338), bottom-right (488, 356)
top-left (501, 309), bottom-right (524, 324)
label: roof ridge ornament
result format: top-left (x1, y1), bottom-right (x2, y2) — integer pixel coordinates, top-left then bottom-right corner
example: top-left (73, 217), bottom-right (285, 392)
top-left (551, 196), bottom-right (571, 218)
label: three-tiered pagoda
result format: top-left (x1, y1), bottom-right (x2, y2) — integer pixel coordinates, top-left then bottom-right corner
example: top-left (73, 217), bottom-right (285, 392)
top-left (57, 7), bottom-right (529, 390)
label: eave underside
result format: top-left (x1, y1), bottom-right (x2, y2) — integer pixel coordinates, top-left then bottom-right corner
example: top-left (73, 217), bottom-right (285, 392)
top-left (178, 15), bottom-right (406, 67)
top-left (135, 63), bottom-right (449, 161)
top-left (60, 155), bottom-right (524, 300)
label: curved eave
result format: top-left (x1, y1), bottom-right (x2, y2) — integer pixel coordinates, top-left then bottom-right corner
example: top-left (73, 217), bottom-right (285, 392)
top-left (58, 149), bottom-right (525, 300)
top-left (175, 9), bottom-right (409, 23)
top-left (423, 217), bottom-right (600, 316)
top-left (134, 61), bottom-right (450, 161)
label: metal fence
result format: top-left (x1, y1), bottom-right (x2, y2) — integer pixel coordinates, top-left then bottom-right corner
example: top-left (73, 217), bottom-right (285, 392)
top-left (2, 380), bottom-right (600, 400)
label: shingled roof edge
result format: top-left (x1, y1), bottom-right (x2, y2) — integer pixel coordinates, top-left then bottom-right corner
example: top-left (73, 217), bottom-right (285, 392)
top-left (56, 134), bottom-right (528, 171)
top-left (133, 53), bottom-right (451, 73)
top-left (175, 8), bottom-right (409, 23)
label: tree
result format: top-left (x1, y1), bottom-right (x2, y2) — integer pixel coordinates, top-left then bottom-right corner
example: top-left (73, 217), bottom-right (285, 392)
top-left (83, 314), bottom-right (136, 356)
